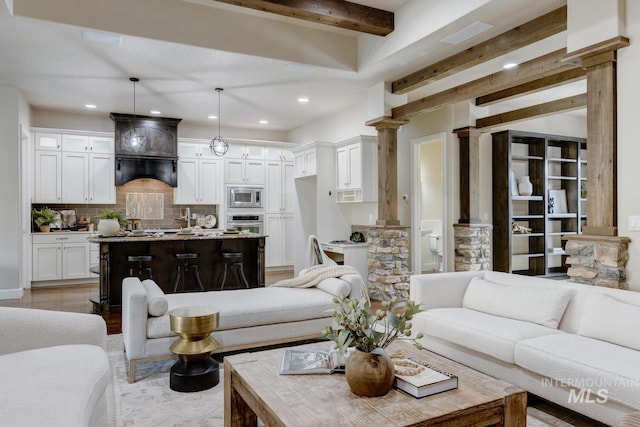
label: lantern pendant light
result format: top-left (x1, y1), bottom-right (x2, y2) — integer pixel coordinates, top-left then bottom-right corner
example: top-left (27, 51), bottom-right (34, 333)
top-left (210, 87), bottom-right (229, 157)
top-left (125, 77), bottom-right (145, 151)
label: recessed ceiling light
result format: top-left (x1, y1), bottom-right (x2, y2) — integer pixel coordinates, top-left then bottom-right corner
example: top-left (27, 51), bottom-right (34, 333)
top-left (440, 21), bottom-right (493, 45)
top-left (150, 110), bottom-right (161, 115)
top-left (503, 62), bottom-right (518, 69)
top-left (259, 120), bottom-right (269, 125)
top-left (208, 115), bottom-right (217, 119)
top-left (84, 104), bottom-right (97, 109)
top-left (298, 96), bottom-right (310, 104)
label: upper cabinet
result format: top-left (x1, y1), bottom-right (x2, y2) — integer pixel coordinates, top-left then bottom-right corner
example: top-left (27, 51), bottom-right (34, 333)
top-left (224, 143), bottom-right (266, 185)
top-left (293, 147), bottom-right (316, 178)
top-left (334, 135), bottom-right (377, 203)
top-left (33, 130), bottom-right (115, 204)
top-left (175, 140), bottom-right (222, 205)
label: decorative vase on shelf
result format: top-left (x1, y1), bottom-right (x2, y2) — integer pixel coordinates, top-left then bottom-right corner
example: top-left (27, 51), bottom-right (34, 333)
top-left (345, 348), bottom-right (395, 397)
top-left (518, 176), bottom-right (533, 196)
top-left (97, 218), bottom-right (120, 237)
top-left (509, 169), bottom-right (519, 196)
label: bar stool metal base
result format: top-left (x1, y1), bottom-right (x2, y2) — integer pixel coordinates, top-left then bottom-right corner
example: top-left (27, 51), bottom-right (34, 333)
top-left (219, 252), bottom-right (250, 290)
top-left (172, 253), bottom-right (205, 293)
top-left (127, 255), bottom-right (154, 280)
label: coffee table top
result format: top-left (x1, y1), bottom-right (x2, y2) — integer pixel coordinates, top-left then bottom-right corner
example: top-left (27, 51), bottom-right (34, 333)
top-left (224, 340), bottom-right (526, 427)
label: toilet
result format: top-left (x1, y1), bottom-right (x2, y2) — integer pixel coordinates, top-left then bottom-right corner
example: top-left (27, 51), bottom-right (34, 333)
top-left (420, 220), bottom-right (443, 272)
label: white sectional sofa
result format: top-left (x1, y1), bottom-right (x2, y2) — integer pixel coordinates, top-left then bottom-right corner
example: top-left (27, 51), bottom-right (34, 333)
top-left (122, 274), bottom-right (364, 382)
top-left (0, 307), bottom-right (111, 427)
top-left (410, 270), bottom-right (640, 426)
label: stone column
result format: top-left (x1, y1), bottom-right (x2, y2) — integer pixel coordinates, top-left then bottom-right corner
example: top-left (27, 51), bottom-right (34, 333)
top-left (366, 116), bottom-right (408, 226)
top-left (564, 235), bottom-right (630, 289)
top-left (365, 226), bottom-right (410, 301)
top-left (454, 224), bottom-right (491, 271)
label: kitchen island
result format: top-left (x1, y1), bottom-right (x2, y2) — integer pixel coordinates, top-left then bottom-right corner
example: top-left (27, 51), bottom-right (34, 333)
top-left (89, 232), bottom-right (266, 314)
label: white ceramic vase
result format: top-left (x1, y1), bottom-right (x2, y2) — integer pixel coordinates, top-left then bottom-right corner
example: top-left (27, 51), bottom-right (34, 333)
top-left (518, 176), bottom-right (533, 196)
top-left (97, 218), bottom-right (120, 237)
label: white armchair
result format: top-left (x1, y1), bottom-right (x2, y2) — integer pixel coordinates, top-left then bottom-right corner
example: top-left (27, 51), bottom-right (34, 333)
top-left (0, 307), bottom-right (111, 427)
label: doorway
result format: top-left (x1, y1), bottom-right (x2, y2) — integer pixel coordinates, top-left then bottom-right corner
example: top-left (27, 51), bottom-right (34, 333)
top-left (411, 133), bottom-right (446, 274)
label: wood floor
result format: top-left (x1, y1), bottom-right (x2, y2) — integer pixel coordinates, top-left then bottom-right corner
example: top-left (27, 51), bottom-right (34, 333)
top-left (0, 271), bottom-right (604, 426)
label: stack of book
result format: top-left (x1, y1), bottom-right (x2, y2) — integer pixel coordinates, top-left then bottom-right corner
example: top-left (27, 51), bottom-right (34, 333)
top-left (393, 358), bottom-right (458, 398)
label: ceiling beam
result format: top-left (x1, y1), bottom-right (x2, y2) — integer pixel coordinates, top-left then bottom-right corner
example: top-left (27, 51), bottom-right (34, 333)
top-left (213, 0), bottom-right (394, 36)
top-left (475, 68), bottom-right (586, 106)
top-left (392, 49), bottom-right (576, 120)
top-left (475, 93), bottom-right (587, 130)
top-left (391, 6), bottom-right (567, 94)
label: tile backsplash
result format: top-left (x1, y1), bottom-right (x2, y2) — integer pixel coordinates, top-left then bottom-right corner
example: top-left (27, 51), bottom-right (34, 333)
top-left (32, 178), bottom-right (218, 230)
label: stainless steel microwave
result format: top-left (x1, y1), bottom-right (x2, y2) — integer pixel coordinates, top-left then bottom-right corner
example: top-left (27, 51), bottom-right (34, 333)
top-left (227, 186), bottom-right (263, 209)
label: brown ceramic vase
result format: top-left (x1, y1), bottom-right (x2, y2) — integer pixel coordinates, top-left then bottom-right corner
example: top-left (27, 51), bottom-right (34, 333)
top-left (345, 347), bottom-right (395, 397)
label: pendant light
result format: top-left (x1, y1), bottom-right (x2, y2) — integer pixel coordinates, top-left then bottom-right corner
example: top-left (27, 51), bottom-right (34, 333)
top-left (124, 77), bottom-right (145, 151)
top-left (210, 87), bottom-right (229, 157)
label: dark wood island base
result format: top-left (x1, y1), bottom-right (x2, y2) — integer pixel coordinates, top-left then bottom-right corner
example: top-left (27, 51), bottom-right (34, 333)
top-left (90, 233), bottom-right (266, 314)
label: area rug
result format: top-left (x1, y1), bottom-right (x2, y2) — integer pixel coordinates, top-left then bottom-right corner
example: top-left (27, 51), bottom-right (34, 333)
top-left (106, 334), bottom-right (577, 426)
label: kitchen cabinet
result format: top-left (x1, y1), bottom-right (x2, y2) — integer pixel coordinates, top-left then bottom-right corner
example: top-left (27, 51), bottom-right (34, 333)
top-left (175, 141), bottom-right (222, 204)
top-left (32, 233), bottom-right (92, 282)
top-left (294, 147), bottom-right (316, 178)
top-left (226, 143), bottom-right (265, 160)
top-left (224, 157), bottom-right (265, 185)
top-left (33, 129), bottom-right (115, 204)
top-left (265, 153), bottom-right (294, 214)
top-left (335, 135), bottom-right (377, 203)
top-left (265, 213), bottom-right (294, 267)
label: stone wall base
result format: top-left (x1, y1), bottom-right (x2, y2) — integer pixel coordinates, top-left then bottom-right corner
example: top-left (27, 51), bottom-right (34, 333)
top-left (454, 223), bottom-right (492, 271)
top-left (364, 226), bottom-right (410, 301)
top-left (563, 235), bottom-right (631, 289)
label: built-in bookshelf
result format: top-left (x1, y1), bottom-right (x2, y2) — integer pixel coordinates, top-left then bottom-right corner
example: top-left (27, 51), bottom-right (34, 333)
top-left (492, 130), bottom-right (586, 277)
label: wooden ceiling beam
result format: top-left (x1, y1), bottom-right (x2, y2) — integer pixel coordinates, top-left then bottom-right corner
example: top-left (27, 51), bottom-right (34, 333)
top-left (475, 68), bottom-right (586, 106)
top-left (392, 49), bottom-right (576, 120)
top-left (391, 6), bottom-right (567, 94)
top-left (475, 93), bottom-right (587, 130)
top-left (213, 0), bottom-right (394, 36)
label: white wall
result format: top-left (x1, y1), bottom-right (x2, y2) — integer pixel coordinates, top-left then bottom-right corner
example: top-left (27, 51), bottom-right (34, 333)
top-left (0, 86), bottom-right (23, 298)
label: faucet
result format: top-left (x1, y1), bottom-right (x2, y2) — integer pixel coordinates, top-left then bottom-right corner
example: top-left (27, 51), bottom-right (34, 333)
top-left (185, 207), bottom-right (191, 228)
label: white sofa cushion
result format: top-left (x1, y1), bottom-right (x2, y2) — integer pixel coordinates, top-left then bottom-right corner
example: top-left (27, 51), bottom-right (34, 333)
top-left (462, 277), bottom-right (572, 329)
top-left (315, 277), bottom-right (351, 297)
top-left (141, 279), bottom-right (168, 317)
top-left (413, 307), bottom-right (564, 363)
top-left (147, 287), bottom-right (335, 339)
top-left (0, 344), bottom-right (110, 426)
top-left (515, 333), bottom-right (640, 409)
top-left (578, 293), bottom-right (640, 351)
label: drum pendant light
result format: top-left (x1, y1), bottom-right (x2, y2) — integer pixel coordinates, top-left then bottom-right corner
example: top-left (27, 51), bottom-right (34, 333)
top-left (210, 87), bottom-right (229, 157)
top-left (125, 77), bottom-right (146, 151)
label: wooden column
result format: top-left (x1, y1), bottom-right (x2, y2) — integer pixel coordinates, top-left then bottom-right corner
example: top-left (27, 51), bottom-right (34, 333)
top-left (366, 116), bottom-right (409, 226)
top-left (564, 36), bottom-right (629, 236)
top-left (454, 127), bottom-right (482, 224)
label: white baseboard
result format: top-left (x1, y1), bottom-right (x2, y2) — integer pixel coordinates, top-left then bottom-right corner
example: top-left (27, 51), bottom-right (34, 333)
top-left (0, 288), bottom-right (24, 300)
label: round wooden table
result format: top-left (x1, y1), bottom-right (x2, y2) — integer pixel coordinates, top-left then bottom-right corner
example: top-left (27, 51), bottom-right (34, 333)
top-left (169, 305), bottom-right (220, 392)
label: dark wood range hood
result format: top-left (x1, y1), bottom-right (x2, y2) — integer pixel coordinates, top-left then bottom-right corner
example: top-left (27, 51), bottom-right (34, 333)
top-left (110, 113), bottom-right (182, 187)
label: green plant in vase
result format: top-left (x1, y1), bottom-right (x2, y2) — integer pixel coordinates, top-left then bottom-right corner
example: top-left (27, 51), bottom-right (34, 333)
top-left (31, 207), bottom-right (58, 232)
top-left (323, 295), bottom-right (423, 396)
top-left (96, 209), bottom-right (125, 236)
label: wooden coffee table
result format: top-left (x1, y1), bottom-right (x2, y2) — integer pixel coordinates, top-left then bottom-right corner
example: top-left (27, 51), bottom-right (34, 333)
top-left (224, 340), bottom-right (526, 426)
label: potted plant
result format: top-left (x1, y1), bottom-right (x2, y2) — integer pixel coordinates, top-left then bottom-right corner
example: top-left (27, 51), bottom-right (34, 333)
top-left (31, 207), bottom-right (58, 232)
top-left (323, 295), bottom-right (423, 396)
top-left (96, 209), bottom-right (125, 237)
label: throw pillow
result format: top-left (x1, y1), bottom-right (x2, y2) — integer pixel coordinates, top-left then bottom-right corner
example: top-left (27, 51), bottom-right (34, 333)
top-left (315, 278), bottom-right (351, 297)
top-left (462, 277), bottom-right (572, 329)
top-left (578, 293), bottom-right (640, 351)
top-left (141, 279), bottom-right (168, 317)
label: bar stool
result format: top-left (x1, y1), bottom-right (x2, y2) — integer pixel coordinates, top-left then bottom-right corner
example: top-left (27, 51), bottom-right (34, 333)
top-left (172, 253), bottom-right (205, 293)
top-left (127, 255), bottom-right (154, 280)
top-left (219, 252), bottom-right (250, 290)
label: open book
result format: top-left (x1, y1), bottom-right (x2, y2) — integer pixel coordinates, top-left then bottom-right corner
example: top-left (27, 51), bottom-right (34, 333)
top-left (393, 358), bottom-right (458, 398)
top-left (279, 348), bottom-right (345, 374)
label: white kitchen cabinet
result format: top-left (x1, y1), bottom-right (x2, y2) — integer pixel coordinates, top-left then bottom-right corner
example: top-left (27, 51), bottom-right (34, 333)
top-left (175, 141), bottom-right (222, 204)
top-left (62, 152), bottom-right (115, 203)
top-left (294, 147), bottom-right (316, 178)
top-left (226, 143), bottom-right (265, 160)
top-left (265, 158), bottom-right (294, 214)
top-left (62, 134), bottom-right (114, 154)
top-left (335, 136), bottom-right (377, 203)
top-left (34, 132), bottom-right (61, 151)
top-left (32, 233), bottom-right (91, 281)
top-left (265, 213), bottom-right (294, 267)
top-left (34, 150), bottom-right (62, 203)
top-left (224, 158), bottom-right (265, 185)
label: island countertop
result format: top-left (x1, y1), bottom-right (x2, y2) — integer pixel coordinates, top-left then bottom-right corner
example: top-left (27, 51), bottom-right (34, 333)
top-left (89, 231), bottom-right (266, 243)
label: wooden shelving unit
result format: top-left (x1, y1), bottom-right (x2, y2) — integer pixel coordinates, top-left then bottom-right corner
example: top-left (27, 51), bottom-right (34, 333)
top-left (492, 130), bottom-right (586, 277)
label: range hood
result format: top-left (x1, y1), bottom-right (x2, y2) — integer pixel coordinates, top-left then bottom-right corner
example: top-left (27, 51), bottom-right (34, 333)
top-left (110, 113), bottom-right (182, 187)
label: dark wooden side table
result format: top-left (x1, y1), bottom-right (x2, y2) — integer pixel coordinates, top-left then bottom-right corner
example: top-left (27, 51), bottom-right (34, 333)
top-left (169, 306), bottom-right (220, 392)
